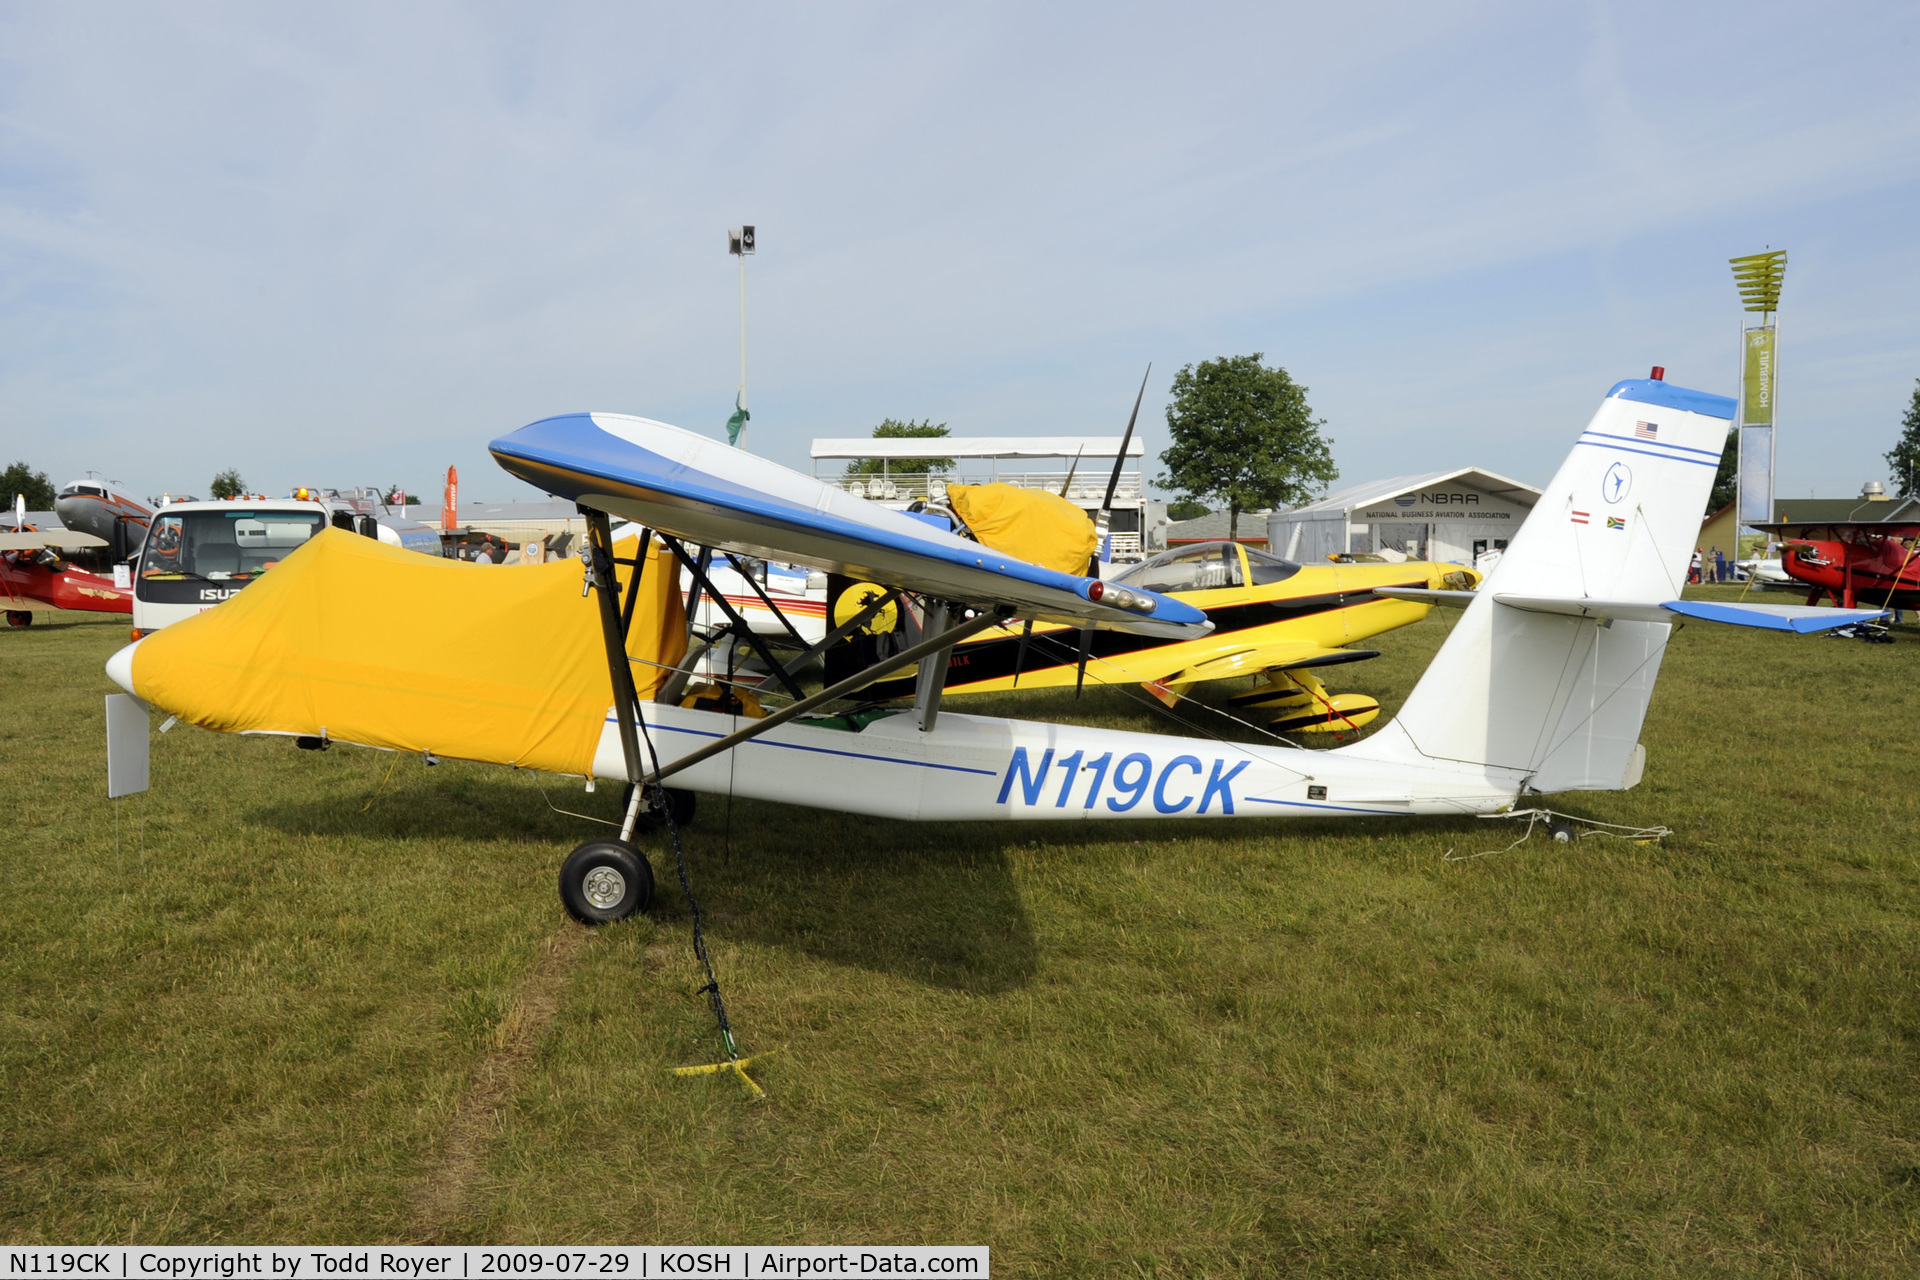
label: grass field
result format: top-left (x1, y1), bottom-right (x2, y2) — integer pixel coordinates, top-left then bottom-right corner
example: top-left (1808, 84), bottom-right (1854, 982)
top-left (4, 596), bottom-right (1920, 1274)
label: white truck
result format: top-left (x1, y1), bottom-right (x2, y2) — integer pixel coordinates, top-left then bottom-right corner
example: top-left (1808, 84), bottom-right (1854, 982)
top-left (131, 494), bottom-right (440, 635)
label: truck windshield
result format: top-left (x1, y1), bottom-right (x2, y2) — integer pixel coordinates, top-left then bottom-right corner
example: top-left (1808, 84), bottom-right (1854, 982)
top-left (140, 511), bottom-right (326, 580)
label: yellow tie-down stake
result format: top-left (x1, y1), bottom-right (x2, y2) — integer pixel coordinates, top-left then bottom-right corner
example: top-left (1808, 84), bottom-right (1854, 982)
top-left (672, 1049), bottom-right (779, 1100)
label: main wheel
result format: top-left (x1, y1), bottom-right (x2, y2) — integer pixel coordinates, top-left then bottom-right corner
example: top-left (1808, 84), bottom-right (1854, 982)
top-left (6, 610), bottom-right (32, 627)
top-left (559, 840), bottom-right (655, 925)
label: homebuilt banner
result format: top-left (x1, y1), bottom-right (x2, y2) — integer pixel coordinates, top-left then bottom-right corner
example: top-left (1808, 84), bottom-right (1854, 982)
top-left (1738, 325), bottom-right (1776, 524)
top-left (0, 1247), bottom-right (988, 1278)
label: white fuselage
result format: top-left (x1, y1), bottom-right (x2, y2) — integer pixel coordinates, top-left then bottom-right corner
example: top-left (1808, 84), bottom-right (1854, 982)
top-left (591, 702), bottom-right (1525, 823)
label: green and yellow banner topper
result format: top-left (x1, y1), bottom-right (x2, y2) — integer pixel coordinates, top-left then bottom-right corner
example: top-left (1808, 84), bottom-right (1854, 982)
top-left (1729, 249), bottom-right (1787, 313)
top-left (1742, 326), bottom-right (1776, 426)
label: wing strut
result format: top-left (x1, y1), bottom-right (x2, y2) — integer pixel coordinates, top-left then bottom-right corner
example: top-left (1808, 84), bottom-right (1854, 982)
top-left (617, 526), bottom-right (652, 636)
top-left (639, 606), bottom-right (1011, 790)
top-left (723, 552), bottom-right (809, 646)
top-left (581, 507), bottom-right (649, 841)
top-left (658, 533), bottom-right (808, 703)
top-left (776, 588), bottom-right (900, 681)
top-left (912, 602), bottom-right (957, 732)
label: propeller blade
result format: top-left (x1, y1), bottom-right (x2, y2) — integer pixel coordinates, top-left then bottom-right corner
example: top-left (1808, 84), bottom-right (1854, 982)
top-left (1058, 446), bottom-right (1084, 498)
top-left (1093, 364), bottom-right (1151, 572)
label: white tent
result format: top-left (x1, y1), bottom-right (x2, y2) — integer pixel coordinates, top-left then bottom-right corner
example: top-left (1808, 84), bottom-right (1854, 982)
top-left (1267, 467), bottom-right (1541, 564)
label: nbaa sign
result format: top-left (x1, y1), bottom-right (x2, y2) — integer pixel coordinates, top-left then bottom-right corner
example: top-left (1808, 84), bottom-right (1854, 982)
top-left (1364, 490), bottom-right (1521, 521)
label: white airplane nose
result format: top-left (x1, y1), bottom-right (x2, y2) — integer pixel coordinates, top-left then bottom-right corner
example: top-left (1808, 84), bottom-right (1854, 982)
top-left (105, 639), bottom-right (141, 696)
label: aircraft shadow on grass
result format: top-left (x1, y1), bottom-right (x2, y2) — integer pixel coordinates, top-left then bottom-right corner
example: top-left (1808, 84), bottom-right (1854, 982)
top-left (251, 776), bottom-right (1041, 995)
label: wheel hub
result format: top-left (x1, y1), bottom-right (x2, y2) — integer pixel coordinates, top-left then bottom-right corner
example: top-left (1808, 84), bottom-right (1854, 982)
top-left (582, 865), bottom-right (627, 910)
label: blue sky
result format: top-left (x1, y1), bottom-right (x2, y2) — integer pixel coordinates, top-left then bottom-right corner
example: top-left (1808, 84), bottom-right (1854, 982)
top-left (4, 2), bottom-right (1918, 503)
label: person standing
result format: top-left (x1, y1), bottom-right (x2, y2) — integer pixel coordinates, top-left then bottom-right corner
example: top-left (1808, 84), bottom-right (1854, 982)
top-left (1713, 547), bottom-right (1727, 582)
top-left (1690, 547), bottom-right (1703, 584)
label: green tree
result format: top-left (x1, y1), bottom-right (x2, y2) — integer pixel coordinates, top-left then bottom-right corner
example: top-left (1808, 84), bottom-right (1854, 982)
top-left (1, 461), bottom-right (56, 511)
top-left (1706, 426), bottom-right (1739, 515)
top-left (1157, 354), bottom-right (1337, 539)
top-left (1885, 379), bottom-right (1920, 499)
top-left (1166, 498), bottom-right (1210, 522)
top-left (210, 468), bottom-right (246, 500)
top-left (843, 418), bottom-right (954, 478)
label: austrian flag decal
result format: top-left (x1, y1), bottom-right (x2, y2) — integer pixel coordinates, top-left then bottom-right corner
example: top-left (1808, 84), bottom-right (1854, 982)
top-left (1570, 510), bottom-right (1590, 525)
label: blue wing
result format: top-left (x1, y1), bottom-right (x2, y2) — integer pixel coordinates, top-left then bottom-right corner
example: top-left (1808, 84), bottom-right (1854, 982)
top-left (490, 412), bottom-right (1211, 639)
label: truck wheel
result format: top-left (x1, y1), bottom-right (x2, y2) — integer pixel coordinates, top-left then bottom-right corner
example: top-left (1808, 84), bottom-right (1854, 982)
top-left (559, 840), bottom-right (654, 925)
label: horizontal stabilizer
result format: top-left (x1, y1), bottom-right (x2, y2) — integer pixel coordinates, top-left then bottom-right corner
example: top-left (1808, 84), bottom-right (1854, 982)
top-left (1372, 587), bottom-right (1476, 608)
top-left (1492, 594), bottom-right (1674, 623)
top-left (1493, 593), bottom-right (1889, 632)
top-left (1660, 599), bottom-right (1890, 632)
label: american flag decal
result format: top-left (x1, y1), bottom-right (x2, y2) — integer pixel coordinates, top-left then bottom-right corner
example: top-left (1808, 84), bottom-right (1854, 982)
top-left (1634, 420), bottom-right (1658, 439)
top-left (1571, 510), bottom-right (1590, 525)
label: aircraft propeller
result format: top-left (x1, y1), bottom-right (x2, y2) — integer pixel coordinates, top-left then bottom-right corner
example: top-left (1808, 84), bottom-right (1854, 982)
top-left (1073, 363), bottom-right (1150, 697)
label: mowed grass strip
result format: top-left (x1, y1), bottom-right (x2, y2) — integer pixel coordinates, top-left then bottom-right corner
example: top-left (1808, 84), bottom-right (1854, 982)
top-left (4, 597), bottom-right (1920, 1275)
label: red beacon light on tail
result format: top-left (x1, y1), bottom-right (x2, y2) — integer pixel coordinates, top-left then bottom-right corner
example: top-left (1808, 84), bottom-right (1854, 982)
top-left (1650, 366), bottom-right (1666, 380)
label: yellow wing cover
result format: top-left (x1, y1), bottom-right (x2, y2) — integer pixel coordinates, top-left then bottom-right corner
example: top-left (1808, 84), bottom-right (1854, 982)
top-left (128, 527), bottom-right (685, 775)
top-left (946, 483), bottom-right (1098, 575)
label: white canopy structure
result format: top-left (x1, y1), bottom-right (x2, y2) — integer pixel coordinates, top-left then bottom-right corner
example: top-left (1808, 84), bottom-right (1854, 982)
top-left (1267, 467), bottom-right (1541, 564)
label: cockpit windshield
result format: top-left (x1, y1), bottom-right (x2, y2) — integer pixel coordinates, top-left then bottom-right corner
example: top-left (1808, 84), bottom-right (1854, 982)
top-left (1112, 541), bottom-right (1302, 594)
top-left (1242, 546), bottom-right (1303, 585)
top-left (140, 510), bottom-right (326, 580)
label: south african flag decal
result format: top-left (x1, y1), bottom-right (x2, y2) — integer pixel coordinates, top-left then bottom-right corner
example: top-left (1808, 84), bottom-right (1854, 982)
top-left (1606, 516), bottom-right (1626, 530)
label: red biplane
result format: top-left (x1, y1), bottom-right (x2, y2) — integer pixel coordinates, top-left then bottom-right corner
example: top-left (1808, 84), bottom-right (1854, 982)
top-left (1754, 499), bottom-right (1920, 611)
top-left (1, 524), bottom-right (132, 627)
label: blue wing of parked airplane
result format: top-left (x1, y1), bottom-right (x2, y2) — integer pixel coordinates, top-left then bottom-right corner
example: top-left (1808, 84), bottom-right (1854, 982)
top-left (489, 412), bottom-right (1211, 639)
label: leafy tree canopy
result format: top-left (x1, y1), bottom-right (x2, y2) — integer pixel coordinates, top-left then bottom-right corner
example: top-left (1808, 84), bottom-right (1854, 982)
top-left (1156, 354), bottom-right (1337, 539)
top-left (210, 468), bottom-right (246, 500)
top-left (1706, 427), bottom-right (1739, 516)
top-left (843, 418), bottom-right (954, 478)
top-left (2, 461), bottom-right (56, 511)
top-left (1166, 499), bottom-right (1210, 522)
top-left (1885, 379), bottom-right (1920, 499)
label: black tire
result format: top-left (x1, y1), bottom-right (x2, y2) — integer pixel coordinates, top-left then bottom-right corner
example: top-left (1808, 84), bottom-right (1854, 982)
top-left (6, 610), bottom-right (32, 627)
top-left (559, 840), bottom-right (655, 925)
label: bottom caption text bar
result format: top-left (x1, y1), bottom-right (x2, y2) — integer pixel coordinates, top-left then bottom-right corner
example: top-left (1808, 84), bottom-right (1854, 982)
top-left (2, 1250), bottom-right (987, 1280)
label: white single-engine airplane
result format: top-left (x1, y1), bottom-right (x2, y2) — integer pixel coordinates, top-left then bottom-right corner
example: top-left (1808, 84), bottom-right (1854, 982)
top-left (106, 371), bottom-right (1884, 925)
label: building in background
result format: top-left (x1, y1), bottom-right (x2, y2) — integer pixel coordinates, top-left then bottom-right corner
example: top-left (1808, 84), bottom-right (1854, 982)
top-left (1266, 468), bottom-right (1540, 564)
top-left (1165, 509), bottom-right (1271, 547)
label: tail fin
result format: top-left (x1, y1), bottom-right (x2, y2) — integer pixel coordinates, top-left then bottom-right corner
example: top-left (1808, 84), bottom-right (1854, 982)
top-left (1357, 377), bottom-right (1735, 791)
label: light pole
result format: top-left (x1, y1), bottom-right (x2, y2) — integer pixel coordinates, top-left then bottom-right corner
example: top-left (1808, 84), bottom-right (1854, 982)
top-left (1730, 249), bottom-right (1786, 534)
top-left (726, 225), bottom-right (755, 447)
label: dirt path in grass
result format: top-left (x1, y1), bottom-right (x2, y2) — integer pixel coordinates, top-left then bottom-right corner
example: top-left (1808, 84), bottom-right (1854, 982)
top-left (409, 923), bottom-right (591, 1240)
